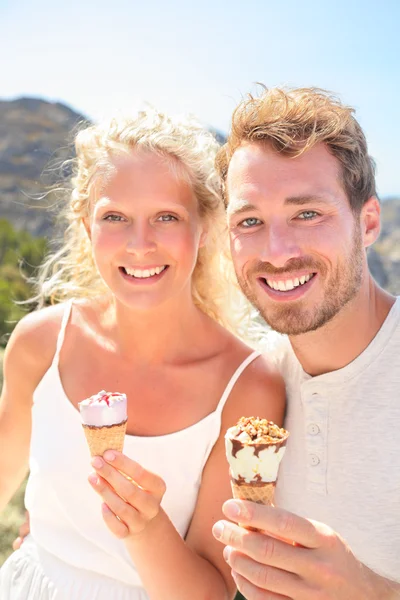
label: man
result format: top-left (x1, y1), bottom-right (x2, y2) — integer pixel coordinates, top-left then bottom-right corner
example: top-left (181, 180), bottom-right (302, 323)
top-left (212, 87), bottom-right (400, 599)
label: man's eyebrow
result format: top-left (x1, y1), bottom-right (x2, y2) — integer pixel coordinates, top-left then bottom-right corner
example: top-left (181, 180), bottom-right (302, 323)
top-left (284, 195), bottom-right (330, 206)
top-left (227, 202), bottom-right (259, 217)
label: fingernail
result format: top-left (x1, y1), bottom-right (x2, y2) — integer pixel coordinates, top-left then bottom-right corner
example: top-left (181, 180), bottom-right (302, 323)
top-left (91, 457), bottom-right (103, 469)
top-left (212, 522), bottom-right (224, 539)
top-left (103, 450), bottom-right (115, 462)
top-left (224, 500), bottom-right (241, 518)
top-left (223, 546), bottom-right (232, 561)
top-left (88, 472), bottom-right (98, 485)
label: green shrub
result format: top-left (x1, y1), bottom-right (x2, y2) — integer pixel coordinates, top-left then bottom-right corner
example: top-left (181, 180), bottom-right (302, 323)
top-left (0, 218), bottom-right (47, 345)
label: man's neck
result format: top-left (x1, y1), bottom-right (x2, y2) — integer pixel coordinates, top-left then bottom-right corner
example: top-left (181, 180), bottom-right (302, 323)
top-left (289, 278), bottom-right (396, 377)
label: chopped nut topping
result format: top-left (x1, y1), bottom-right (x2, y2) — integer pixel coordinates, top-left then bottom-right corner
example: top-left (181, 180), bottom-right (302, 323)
top-left (235, 416), bottom-right (288, 443)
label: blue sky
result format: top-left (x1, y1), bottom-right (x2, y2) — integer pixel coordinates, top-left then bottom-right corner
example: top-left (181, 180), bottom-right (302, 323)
top-left (1, 0), bottom-right (399, 196)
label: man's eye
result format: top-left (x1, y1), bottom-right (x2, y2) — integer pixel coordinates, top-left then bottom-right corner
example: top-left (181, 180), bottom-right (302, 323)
top-left (103, 214), bottom-right (125, 222)
top-left (238, 217), bottom-right (262, 228)
top-left (297, 211), bottom-right (318, 220)
top-left (157, 214), bottom-right (178, 222)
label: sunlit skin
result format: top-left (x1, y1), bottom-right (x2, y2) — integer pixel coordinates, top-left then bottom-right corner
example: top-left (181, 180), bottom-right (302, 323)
top-left (211, 141), bottom-right (398, 599)
top-left (86, 151), bottom-right (205, 314)
top-left (226, 141), bottom-right (393, 375)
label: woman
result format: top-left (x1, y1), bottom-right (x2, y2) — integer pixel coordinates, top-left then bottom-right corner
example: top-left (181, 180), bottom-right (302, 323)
top-left (0, 109), bottom-right (285, 599)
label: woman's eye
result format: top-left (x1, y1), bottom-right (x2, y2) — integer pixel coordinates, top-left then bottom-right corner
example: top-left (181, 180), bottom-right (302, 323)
top-left (157, 214), bottom-right (178, 222)
top-left (103, 214), bottom-right (125, 222)
top-left (297, 210), bottom-right (319, 220)
top-left (238, 217), bottom-right (262, 228)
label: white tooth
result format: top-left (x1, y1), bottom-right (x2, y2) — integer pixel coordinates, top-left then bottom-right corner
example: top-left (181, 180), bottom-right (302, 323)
top-left (300, 275), bottom-right (306, 285)
top-left (304, 273), bottom-right (311, 282)
top-left (272, 281), bottom-right (279, 290)
top-left (149, 268), bottom-right (157, 276)
top-left (155, 266), bottom-right (165, 275)
top-left (277, 280), bottom-right (286, 291)
top-left (293, 277), bottom-right (299, 287)
top-left (285, 280), bottom-right (295, 291)
top-left (267, 279), bottom-right (274, 289)
top-left (142, 269), bottom-right (150, 278)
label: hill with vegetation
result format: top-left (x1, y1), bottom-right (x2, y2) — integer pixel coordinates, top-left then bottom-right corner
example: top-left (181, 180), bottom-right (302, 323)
top-left (1, 96), bottom-right (399, 297)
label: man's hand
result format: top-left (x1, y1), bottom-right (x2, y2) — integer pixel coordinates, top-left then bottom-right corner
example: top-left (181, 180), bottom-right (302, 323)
top-left (212, 500), bottom-right (399, 600)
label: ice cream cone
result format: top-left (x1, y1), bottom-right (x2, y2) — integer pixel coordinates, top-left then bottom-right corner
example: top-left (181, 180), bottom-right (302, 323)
top-left (79, 390), bottom-right (128, 457)
top-left (82, 420), bottom-right (127, 457)
top-left (225, 417), bottom-right (289, 531)
top-left (230, 480), bottom-right (276, 506)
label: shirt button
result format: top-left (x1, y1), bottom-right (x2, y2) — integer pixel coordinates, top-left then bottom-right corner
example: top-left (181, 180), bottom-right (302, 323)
top-left (309, 454), bottom-right (320, 466)
top-left (307, 423), bottom-right (320, 435)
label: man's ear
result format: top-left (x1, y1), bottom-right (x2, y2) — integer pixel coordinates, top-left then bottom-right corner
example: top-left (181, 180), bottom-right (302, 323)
top-left (360, 196), bottom-right (380, 248)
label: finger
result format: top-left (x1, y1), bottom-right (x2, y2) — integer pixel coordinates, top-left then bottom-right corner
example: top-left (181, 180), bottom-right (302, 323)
top-left (101, 503), bottom-right (130, 539)
top-left (19, 520), bottom-right (30, 538)
top-left (12, 537), bottom-right (23, 551)
top-left (90, 463), bottom-right (161, 520)
top-left (213, 520), bottom-right (311, 575)
top-left (225, 547), bottom-right (306, 596)
top-left (223, 501), bottom-right (321, 549)
top-left (89, 473), bottom-right (146, 533)
top-left (101, 452), bottom-right (166, 499)
top-left (232, 570), bottom-right (291, 600)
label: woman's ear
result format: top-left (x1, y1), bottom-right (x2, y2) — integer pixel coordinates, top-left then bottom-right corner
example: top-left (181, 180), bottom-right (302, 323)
top-left (82, 217), bottom-right (91, 240)
top-left (199, 228), bottom-right (208, 248)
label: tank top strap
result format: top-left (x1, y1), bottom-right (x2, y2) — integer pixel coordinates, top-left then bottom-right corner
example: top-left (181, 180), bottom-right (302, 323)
top-left (52, 299), bottom-right (73, 365)
top-left (215, 350), bottom-right (261, 415)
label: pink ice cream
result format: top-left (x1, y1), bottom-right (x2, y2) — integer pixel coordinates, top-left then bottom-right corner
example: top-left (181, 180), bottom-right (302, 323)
top-left (78, 390), bottom-right (127, 427)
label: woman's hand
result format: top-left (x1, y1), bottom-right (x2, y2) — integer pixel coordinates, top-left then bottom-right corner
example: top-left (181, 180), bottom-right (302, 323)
top-left (12, 510), bottom-right (30, 550)
top-left (88, 450), bottom-right (166, 540)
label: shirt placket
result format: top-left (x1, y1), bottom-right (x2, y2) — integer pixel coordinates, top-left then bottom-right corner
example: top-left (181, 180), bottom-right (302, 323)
top-left (300, 382), bottom-right (329, 495)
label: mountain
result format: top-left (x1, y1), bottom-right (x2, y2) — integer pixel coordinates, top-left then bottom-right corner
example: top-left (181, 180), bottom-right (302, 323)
top-left (369, 197), bottom-right (400, 294)
top-left (0, 97), bottom-right (89, 237)
top-left (0, 97), bottom-right (399, 294)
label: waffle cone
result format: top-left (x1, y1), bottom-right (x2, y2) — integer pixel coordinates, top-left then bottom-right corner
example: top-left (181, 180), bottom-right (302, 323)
top-left (82, 420), bottom-right (127, 457)
top-left (231, 480), bottom-right (276, 506)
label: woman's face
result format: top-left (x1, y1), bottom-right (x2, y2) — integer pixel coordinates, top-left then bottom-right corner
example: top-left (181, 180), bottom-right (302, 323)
top-left (86, 151), bottom-right (205, 311)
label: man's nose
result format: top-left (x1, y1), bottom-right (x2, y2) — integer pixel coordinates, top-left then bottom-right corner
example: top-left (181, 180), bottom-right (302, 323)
top-left (125, 223), bottom-right (157, 256)
top-left (259, 221), bottom-right (302, 268)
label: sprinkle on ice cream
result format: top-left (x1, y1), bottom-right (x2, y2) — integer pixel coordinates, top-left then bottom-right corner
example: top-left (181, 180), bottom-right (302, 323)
top-left (79, 390), bottom-right (127, 427)
top-left (225, 416), bottom-right (289, 484)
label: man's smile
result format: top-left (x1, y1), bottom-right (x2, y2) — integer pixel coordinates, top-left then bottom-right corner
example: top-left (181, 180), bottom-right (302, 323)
top-left (257, 272), bottom-right (317, 301)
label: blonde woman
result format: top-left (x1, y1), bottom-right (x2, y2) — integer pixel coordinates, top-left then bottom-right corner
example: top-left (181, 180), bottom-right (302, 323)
top-left (0, 110), bottom-right (285, 600)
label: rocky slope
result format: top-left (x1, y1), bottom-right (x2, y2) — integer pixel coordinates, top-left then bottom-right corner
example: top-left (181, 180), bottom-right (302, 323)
top-left (0, 97), bottom-right (399, 294)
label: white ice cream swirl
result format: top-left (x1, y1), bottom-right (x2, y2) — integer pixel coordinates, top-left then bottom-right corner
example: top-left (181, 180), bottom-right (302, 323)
top-left (79, 390), bottom-right (127, 427)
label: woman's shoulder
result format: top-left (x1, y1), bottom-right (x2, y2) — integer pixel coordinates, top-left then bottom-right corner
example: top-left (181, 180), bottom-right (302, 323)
top-left (221, 340), bottom-right (286, 429)
top-left (4, 302), bottom-right (70, 374)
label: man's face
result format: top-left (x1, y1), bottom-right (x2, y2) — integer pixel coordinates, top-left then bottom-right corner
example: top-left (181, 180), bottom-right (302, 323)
top-left (226, 142), bottom-right (368, 336)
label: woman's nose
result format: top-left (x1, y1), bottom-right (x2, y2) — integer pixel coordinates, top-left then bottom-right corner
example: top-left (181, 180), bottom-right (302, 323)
top-left (125, 223), bottom-right (157, 256)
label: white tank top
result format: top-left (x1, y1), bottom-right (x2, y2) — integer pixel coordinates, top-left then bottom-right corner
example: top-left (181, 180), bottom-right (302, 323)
top-left (25, 300), bottom-right (260, 591)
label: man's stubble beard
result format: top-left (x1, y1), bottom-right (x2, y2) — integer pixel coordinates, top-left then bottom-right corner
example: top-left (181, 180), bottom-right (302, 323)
top-left (236, 227), bottom-right (364, 336)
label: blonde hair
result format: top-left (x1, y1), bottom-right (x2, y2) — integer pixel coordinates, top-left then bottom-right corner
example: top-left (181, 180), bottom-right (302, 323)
top-left (217, 86), bottom-right (377, 211)
top-left (34, 109), bottom-right (263, 344)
